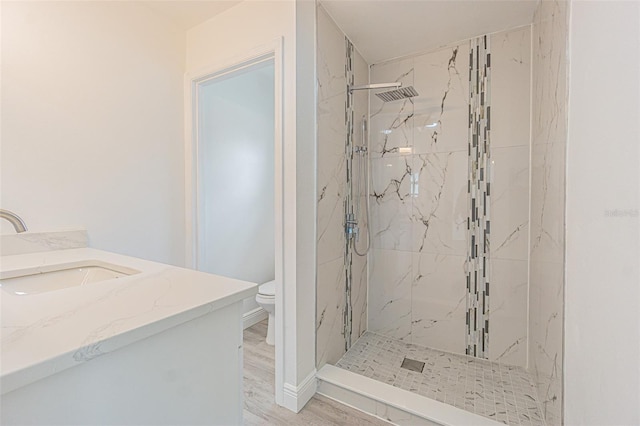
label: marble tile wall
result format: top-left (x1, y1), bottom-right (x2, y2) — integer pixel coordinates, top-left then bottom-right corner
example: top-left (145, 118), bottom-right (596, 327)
top-left (529, 1), bottom-right (569, 424)
top-left (487, 26), bottom-right (532, 368)
top-left (316, 5), bottom-right (369, 368)
top-left (368, 26), bottom-right (531, 367)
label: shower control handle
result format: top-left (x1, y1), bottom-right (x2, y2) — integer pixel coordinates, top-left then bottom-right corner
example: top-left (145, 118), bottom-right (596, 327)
top-left (346, 213), bottom-right (359, 240)
top-left (354, 146), bottom-right (367, 155)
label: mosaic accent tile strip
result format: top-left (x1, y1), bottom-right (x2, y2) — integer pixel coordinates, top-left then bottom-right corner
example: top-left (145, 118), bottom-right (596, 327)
top-left (467, 35), bottom-right (492, 358)
top-left (337, 332), bottom-right (546, 426)
top-left (342, 37), bottom-right (356, 350)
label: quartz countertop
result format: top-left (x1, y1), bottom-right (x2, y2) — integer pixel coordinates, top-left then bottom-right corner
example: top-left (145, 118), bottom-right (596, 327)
top-left (0, 247), bottom-right (257, 394)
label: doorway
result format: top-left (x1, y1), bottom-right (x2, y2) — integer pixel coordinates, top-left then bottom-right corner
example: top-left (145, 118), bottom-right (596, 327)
top-left (196, 59), bottom-right (275, 309)
top-left (185, 47), bottom-right (284, 404)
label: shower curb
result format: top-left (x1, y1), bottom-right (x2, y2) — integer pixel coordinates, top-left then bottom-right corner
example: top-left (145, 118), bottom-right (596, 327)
top-left (316, 364), bottom-right (503, 426)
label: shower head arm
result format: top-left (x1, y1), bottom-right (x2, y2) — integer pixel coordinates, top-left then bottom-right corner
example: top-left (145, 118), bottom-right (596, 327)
top-left (349, 82), bottom-right (402, 93)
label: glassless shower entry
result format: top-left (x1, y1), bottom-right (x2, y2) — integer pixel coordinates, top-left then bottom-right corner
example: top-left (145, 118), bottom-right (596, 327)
top-left (195, 58), bottom-right (275, 301)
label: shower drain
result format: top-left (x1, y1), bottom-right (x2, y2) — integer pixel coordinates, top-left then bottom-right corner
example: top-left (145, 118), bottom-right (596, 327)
top-left (400, 357), bottom-right (425, 373)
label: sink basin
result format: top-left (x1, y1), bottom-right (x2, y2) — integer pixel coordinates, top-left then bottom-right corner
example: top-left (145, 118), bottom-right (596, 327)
top-left (0, 261), bottom-right (140, 296)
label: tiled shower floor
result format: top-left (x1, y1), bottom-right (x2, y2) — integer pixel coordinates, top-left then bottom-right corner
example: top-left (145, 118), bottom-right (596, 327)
top-left (336, 332), bottom-right (545, 426)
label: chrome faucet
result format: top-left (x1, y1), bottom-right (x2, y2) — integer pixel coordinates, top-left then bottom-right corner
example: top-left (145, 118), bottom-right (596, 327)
top-left (0, 209), bottom-right (28, 233)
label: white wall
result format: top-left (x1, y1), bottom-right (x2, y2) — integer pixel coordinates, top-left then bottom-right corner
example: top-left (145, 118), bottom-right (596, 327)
top-left (565, 1), bottom-right (640, 424)
top-left (0, 2), bottom-right (186, 265)
top-left (186, 0), bottom-right (317, 412)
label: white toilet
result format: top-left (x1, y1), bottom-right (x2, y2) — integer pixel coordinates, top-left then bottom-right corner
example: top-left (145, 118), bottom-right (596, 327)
top-left (255, 280), bottom-right (275, 345)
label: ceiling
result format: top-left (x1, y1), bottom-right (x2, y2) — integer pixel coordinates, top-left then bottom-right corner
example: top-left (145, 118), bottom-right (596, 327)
top-left (320, 0), bottom-right (538, 64)
top-left (142, 1), bottom-right (243, 31)
top-left (140, 0), bottom-right (537, 62)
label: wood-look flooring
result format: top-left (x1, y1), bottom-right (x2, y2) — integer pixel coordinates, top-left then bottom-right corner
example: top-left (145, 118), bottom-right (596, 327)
top-left (243, 320), bottom-right (390, 425)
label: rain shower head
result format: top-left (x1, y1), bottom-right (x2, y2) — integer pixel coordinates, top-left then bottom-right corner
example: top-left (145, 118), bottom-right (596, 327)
top-left (375, 86), bottom-right (419, 102)
top-left (349, 82), bottom-right (400, 93)
top-left (348, 82), bottom-right (419, 102)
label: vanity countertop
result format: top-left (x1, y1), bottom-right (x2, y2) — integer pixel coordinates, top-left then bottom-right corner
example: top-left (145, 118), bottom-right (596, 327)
top-left (0, 247), bottom-right (257, 394)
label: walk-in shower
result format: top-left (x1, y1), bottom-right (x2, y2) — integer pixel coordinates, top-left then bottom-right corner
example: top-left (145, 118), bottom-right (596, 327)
top-left (317, 3), bottom-right (567, 423)
top-left (333, 33), bottom-right (548, 423)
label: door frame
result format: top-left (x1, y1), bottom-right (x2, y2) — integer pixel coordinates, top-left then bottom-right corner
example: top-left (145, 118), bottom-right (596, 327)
top-left (184, 37), bottom-right (284, 404)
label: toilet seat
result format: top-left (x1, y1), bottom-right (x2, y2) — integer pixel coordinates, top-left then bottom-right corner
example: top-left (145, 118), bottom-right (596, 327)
top-left (258, 280), bottom-right (275, 296)
top-left (256, 293), bottom-right (274, 304)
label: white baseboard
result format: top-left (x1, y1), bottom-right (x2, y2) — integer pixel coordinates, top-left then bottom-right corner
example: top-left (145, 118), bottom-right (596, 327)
top-left (243, 307), bottom-right (268, 330)
top-left (282, 369), bottom-right (317, 413)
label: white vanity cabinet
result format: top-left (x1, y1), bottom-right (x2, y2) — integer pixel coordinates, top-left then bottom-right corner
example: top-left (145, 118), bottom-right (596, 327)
top-left (1, 245), bottom-right (256, 425)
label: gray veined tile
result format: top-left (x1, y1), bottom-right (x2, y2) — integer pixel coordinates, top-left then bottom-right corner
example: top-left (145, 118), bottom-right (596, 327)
top-left (411, 252), bottom-right (467, 354)
top-left (316, 180), bottom-right (345, 266)
top-left (532, 2), bottom-right (569, 148)
top-left (490, 146), bottom-right (530, 262)
top-left (530, 142), bottom-right (566, 263)
top-left (316, 257), bottom-right (347, 368)
top-left (487, 258), bottom-right (528, 367)
top-left (370, 57), bottom-right (415, 159)
top-left (370, 156), bottom-right (413, 251)
top-left (351, 249), bottom-right (368, 342)
top-left (412, 44), bottom-right (470, 155)
top-left (368, 249), bottom-right (412, 341)
top-left (490, 26), bottom-right (531, 149)
top-left (412, 151), bottom-right (468, 256)
top-left (317, 6), bottom-right (347, 102)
